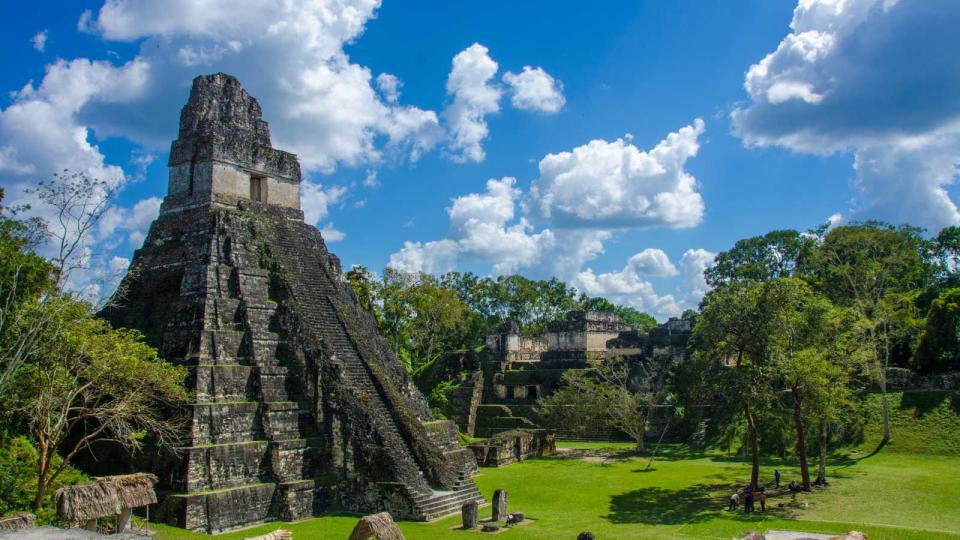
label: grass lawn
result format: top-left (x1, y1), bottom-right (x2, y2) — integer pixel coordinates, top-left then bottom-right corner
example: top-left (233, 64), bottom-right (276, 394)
top-left (149, 442), bottom-right (960, 540)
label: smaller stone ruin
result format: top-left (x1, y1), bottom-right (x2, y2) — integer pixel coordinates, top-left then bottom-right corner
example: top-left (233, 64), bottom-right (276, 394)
top-left (0, 513), bottom-right (34, 531)
top-left (469, 429), bottom-right (556, 467)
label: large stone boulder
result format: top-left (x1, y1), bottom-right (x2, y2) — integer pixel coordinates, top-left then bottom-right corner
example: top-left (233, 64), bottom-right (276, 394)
top-left (348, 513), bottom-right (405, 540)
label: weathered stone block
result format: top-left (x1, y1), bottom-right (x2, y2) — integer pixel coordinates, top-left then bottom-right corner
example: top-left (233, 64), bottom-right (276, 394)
top-left (177, 441), bottom-right (268, 492)
top-left (189, 402), bottom-right (260, 445)
top-left (461, 501), bottom-right (478, 529)
top-left (193, 365), bottom-right (252, 402)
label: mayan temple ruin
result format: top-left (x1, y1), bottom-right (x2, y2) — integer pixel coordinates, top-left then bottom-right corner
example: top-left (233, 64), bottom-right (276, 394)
top-left (101, 73), bottom-right (483, 533)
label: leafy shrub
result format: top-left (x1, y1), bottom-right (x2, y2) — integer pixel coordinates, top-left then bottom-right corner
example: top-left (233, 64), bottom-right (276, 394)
top-left (0, 435), bottom-right (87, 523)
top-left (913, 288), bottom-right (960, 373)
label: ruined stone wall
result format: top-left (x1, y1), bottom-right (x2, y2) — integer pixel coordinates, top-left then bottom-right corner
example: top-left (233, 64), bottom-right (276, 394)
top-left (167, 161), bottom-right (299, 210)
top-left (468, 429), bottom-right (556, 467)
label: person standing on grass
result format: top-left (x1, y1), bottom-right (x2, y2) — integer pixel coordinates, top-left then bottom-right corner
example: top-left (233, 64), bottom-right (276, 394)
top-left (774, 469), bottom-right (781, 488)
top-left (759, 491), bottom-right (767, 512)
top-left (744, 490), bottom-right (754, 513)
top-left (729, 491), bottom-right (740, 511)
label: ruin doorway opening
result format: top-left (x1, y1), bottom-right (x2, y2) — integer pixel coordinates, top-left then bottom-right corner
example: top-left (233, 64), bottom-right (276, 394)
top-left (250, 175), bottom-right (267, 202)
top-left (526, 385), bottom-right (538, 400)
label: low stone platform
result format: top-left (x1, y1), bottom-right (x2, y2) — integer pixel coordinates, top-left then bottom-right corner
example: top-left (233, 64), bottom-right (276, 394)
top-left (469, 429), bottom-right (556, 467)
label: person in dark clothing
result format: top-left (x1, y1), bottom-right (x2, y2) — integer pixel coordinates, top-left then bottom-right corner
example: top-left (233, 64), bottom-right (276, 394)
top-left (744, 491), bottom-right (754, 513)
top-left (774, 469), bottom-right (781, 488)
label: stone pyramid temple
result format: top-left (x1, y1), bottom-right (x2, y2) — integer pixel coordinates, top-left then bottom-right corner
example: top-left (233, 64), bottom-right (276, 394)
top-left (102, 73), bottom-right (483, 533)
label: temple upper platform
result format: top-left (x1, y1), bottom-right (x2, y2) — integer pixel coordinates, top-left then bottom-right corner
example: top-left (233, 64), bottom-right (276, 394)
top-left (161, 73), bottom-right (302, 216)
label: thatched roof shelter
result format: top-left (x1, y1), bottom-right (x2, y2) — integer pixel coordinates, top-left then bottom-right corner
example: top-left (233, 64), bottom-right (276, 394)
top-left (348, 512), bottom-right (405, 540)
top-left (52, 473), bottom-right (158, 523)
top-left (95, 473), bottom-right (158, 510)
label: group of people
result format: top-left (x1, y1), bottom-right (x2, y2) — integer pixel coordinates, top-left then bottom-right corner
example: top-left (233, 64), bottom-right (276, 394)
top-left (728, 487), bottom-right (767, 513)
top-left (727, 469), bottom-right (782, 514)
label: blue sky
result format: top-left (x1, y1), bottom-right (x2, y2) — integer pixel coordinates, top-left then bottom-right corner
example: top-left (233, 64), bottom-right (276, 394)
top-left (1, 0), bottom-right (958, 319)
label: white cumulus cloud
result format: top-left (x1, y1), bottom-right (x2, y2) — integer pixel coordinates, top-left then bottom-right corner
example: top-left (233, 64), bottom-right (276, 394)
top-left (376, 73), bottom-right (402, 103)
top-left (572, 247), bottom-right (713, 321)
top-left (732, 0), bottom-right (960, 231)
top-left (301, 181), bottom-right (347, 227)
top-left (679, 248), bottom-right (715, 308)
top-left (74, 0), bottom-right (441, 173)
top-left (388, 120), bottom-right (712, 313)
top-left (503, 66), bottom-right (565, 113)
top-left (32, 30), bottom-right (48, 52)
top-left (530, 119), bottom-right (706, 229)
top-left (443, 43), bottom-right (502, 163)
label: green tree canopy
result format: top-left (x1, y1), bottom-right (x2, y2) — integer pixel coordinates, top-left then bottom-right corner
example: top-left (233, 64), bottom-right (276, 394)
top-left (705, 229), bottom-right (816, 287)
top-left (8, 297), bottom-right (188, 511)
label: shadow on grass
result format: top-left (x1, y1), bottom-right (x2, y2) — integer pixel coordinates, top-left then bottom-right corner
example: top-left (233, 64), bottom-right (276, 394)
top-left (606, 483), bottom-right (805, 526)
top-left (606, 483), bottom-right (724, 525)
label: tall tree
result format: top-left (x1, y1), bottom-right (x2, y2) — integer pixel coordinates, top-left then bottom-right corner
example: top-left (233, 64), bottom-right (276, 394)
top-left (405, 274), bottom-right (473, 370)
top-left (811, 223), bottom-right (934, 442)
top-left (27, 171), bottom-right (114, 288)
top-left (538, 352), bottom-right (675, 452)
top-left (762, 278), bottom-right (867, 489)
top-left (0, 196), bottom-right (57, 396)
top-left (375, 268), bottom-right (416, 358)
top-left (692, 281), bottom-right (773, 486)
top-left (346, 265), bottom-right (375, 313)
top-left (8, 298), bottom-right (188, 512)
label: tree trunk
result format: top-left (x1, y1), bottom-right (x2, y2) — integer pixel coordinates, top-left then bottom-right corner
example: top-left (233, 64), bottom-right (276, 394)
top-left (791, 385), bottom-right (810, 489)
top-left (32, 485), bottom-right (45, 513)
top-left (816, 420), bottom-right (828, 485)
top-left (881, 345), bottom-right (891, 443)
top-left (635, 435), bottom-right (646, 453)
top-left (746, 403), bottom-right (760, 487)
top-left (33, 444), bottom-right (48, 513)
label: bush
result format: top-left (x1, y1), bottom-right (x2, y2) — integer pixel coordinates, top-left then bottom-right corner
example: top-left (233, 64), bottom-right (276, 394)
top-left (913, 288), bottom-right (960, 373)
top-left (0, 434), bottom-right (87, 523)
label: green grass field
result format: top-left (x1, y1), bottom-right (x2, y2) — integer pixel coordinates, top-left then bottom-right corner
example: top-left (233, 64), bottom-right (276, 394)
top-left (149, 392), bottom-right (960, 539)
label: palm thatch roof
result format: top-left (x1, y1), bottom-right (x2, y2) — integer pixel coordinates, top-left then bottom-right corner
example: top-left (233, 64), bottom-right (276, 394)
top-left (95, 473), bottom-right (158, 509)
top-left (348, 512), bottom-right (405, 540)
top-left (52, 473), bottom-right (158, 523)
